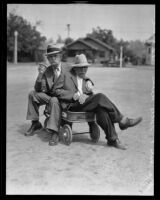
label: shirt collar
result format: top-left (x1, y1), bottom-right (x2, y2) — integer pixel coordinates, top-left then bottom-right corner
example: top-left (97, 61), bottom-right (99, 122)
top-left (57, 62), bottom-right (61, 71)
top-left (53, 62), bottom-right (61, 71)
top-left (76, 75), bottom-right (83, 80)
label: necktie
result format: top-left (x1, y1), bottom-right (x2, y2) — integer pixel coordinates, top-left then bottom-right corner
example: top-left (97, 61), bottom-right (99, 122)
top-left (53, 69), bottom-right (58, 83)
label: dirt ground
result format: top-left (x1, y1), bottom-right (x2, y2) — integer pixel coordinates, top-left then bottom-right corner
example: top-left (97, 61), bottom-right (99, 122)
top-left (6, 63), bottom-right (154, 195)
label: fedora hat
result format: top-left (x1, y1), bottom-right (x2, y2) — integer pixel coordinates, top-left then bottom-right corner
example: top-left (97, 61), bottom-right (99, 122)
top-left (45, 44), bottom-right (62, 56)
top-left (71, 54), bottom-right (90, 67)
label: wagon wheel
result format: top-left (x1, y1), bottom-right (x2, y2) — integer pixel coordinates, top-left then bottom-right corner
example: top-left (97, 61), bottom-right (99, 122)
top-left (44, 117), bottom-right (49, 129)
top-left (89, 122), bottom-right (100, 143)
top-left (60, 119), bottom-right (72, 129)
top-left (59, 124), bottom-right (72, 145)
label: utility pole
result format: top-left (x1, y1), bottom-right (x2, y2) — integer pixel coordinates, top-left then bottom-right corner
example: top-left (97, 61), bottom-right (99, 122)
top-left (120, 45), bottom-right (123, 68)
top-left (67, 24), bottom-right (70, 38)
top-left (14, 30), bottom-right (18, 64)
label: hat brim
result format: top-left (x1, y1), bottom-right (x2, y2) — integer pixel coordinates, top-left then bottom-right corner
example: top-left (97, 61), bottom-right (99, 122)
top-left (71, 63), bottom-right (90, 67)
top-left (45, 50), bottom-right (62, 56)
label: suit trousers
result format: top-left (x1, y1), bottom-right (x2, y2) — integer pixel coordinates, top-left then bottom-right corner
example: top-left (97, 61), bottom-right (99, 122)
top-left (69, 93), bottom-right (123, 141)
top-left (26, 90), bottom-right (61, 132)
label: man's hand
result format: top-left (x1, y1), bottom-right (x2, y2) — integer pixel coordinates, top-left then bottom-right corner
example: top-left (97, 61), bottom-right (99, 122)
top-left (38, 63), bottom-right (46, 74)
top-left (78, 94), bottom-right (89, 104)
top-left (73, 92), bottom-right (80, 101)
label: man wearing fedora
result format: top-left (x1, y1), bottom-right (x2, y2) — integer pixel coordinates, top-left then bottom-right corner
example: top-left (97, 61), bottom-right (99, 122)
top-left (25, 44), bottom-right (68, 146)
top-left (54, 54), bottom-right (142, 150)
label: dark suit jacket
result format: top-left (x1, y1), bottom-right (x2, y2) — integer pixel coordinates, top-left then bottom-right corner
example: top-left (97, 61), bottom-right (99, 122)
top-left (54, 69), bottom-right (94, 110)
top-left (34, 73), bottom-right (43, 92)
top-left (39, 63), bottom-right (69, 96)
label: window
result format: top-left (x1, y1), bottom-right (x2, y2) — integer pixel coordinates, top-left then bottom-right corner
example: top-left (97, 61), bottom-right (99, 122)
top-left (68, 50), bottom-right (76, 57)
top-left (99, 51), bottom-right (105, 58)
top-left (148, 47), bottom-right (151, 54)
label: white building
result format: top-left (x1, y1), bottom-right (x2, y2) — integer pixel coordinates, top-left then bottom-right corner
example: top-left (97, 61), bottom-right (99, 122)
top-left (145, 34), bottom-right (155, 66)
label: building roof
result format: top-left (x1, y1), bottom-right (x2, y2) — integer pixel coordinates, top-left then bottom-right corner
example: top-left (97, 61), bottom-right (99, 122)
top-left (64, 39), bottom-right (98, 50)
top-left (64, 37), bottom-right (116, 53)
top-left (85, 36), bottom-right (116, 52)
top-left (145, 34), bottom-right (155, 44)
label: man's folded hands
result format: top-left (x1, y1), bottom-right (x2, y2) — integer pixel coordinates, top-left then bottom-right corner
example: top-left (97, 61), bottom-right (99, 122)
top-left (73, 92), bottom-right (89, 104)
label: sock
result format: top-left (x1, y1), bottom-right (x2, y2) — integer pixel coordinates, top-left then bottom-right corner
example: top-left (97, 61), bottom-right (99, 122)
top-left (119, 116), bottom-right (127, 124)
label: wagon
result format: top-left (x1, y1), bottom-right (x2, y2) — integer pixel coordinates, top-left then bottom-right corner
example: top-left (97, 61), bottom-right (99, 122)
top-left (44, 108), bottom-right (100, 145)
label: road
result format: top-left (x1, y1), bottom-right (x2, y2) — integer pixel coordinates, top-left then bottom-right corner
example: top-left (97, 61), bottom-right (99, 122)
top-left (7, 63), bottom-right (154, 195)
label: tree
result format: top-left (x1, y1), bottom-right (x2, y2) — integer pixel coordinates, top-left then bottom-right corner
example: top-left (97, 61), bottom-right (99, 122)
top-left (87, 26), bottom-right (117, 48)
top-left (56, 34), bottom-right (64, 43)
top-left (64, 37), bottom-right (74, 45)
top-left (46, 38), bottom-right (54, 44)
top-left (125, 40), bottom-right (147, 65)
top-left (86, 26), bottom-right (147, 65)
top-left (7, 13), bottom-right (46, 62)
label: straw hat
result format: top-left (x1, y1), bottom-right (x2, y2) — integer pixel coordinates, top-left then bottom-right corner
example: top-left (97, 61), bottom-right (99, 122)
top-left (71, 54), bottom-right (90, 67)
top-left (45, 44), bottom-right (62, 56)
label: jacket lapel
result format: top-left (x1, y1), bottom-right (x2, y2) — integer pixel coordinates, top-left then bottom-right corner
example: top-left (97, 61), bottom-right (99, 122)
top-left (53, 66), bottom-right (65, 86)
top-left (70, 71), bottom-right (87, 93)
top-left (71, 75), bottom-right (78, 90)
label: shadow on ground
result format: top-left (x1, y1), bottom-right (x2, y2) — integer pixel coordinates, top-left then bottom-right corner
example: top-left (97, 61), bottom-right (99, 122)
top-left (17, 123), bottom-right (30, 136)
top-left (72, 133), bottom-right (106, 147)
top-left (17, 123), bottom-right (52, 142)
top-left (17, 123), bottom-right (106, 147)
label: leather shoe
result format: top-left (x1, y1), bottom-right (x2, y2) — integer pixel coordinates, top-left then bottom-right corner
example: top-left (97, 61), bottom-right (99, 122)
top-left (119, 117), bottom-right (142, 130)
top-left (25, 121), bottom-right (42, 136)
top-left (49, 132), bottom-right (59, 146)
top-left (107, 139), bottom-right (126, 150)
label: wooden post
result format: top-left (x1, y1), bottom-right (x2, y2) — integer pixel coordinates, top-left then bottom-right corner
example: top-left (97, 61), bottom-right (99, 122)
top-left (14, 31), bottom-right (18, 64)
top-left (67, 24), bottom-right (70, 38)
top-left (120, 46), bottom-right (123, 68)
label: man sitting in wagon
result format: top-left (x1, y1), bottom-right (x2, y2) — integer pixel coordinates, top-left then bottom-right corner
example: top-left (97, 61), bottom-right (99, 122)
top-left (25, 44), bottom-right (67, 146)
top-left (54, 54), bottom-right (142, 150)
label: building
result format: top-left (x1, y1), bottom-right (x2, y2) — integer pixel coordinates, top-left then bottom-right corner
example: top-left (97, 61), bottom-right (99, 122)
top-left (145, 34), bottom-right (155, 66)
top-left (63, 36), bottom-right (117, 64)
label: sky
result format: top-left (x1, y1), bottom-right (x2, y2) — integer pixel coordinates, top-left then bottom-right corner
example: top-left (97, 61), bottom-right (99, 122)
top-left (7, 4), bottom-right (155, 42)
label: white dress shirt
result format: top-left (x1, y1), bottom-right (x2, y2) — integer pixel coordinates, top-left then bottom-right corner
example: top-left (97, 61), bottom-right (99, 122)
top-left (54, 62), bottom-right (61, 77)
top-left (76, 76), bottom-right (83, 95)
